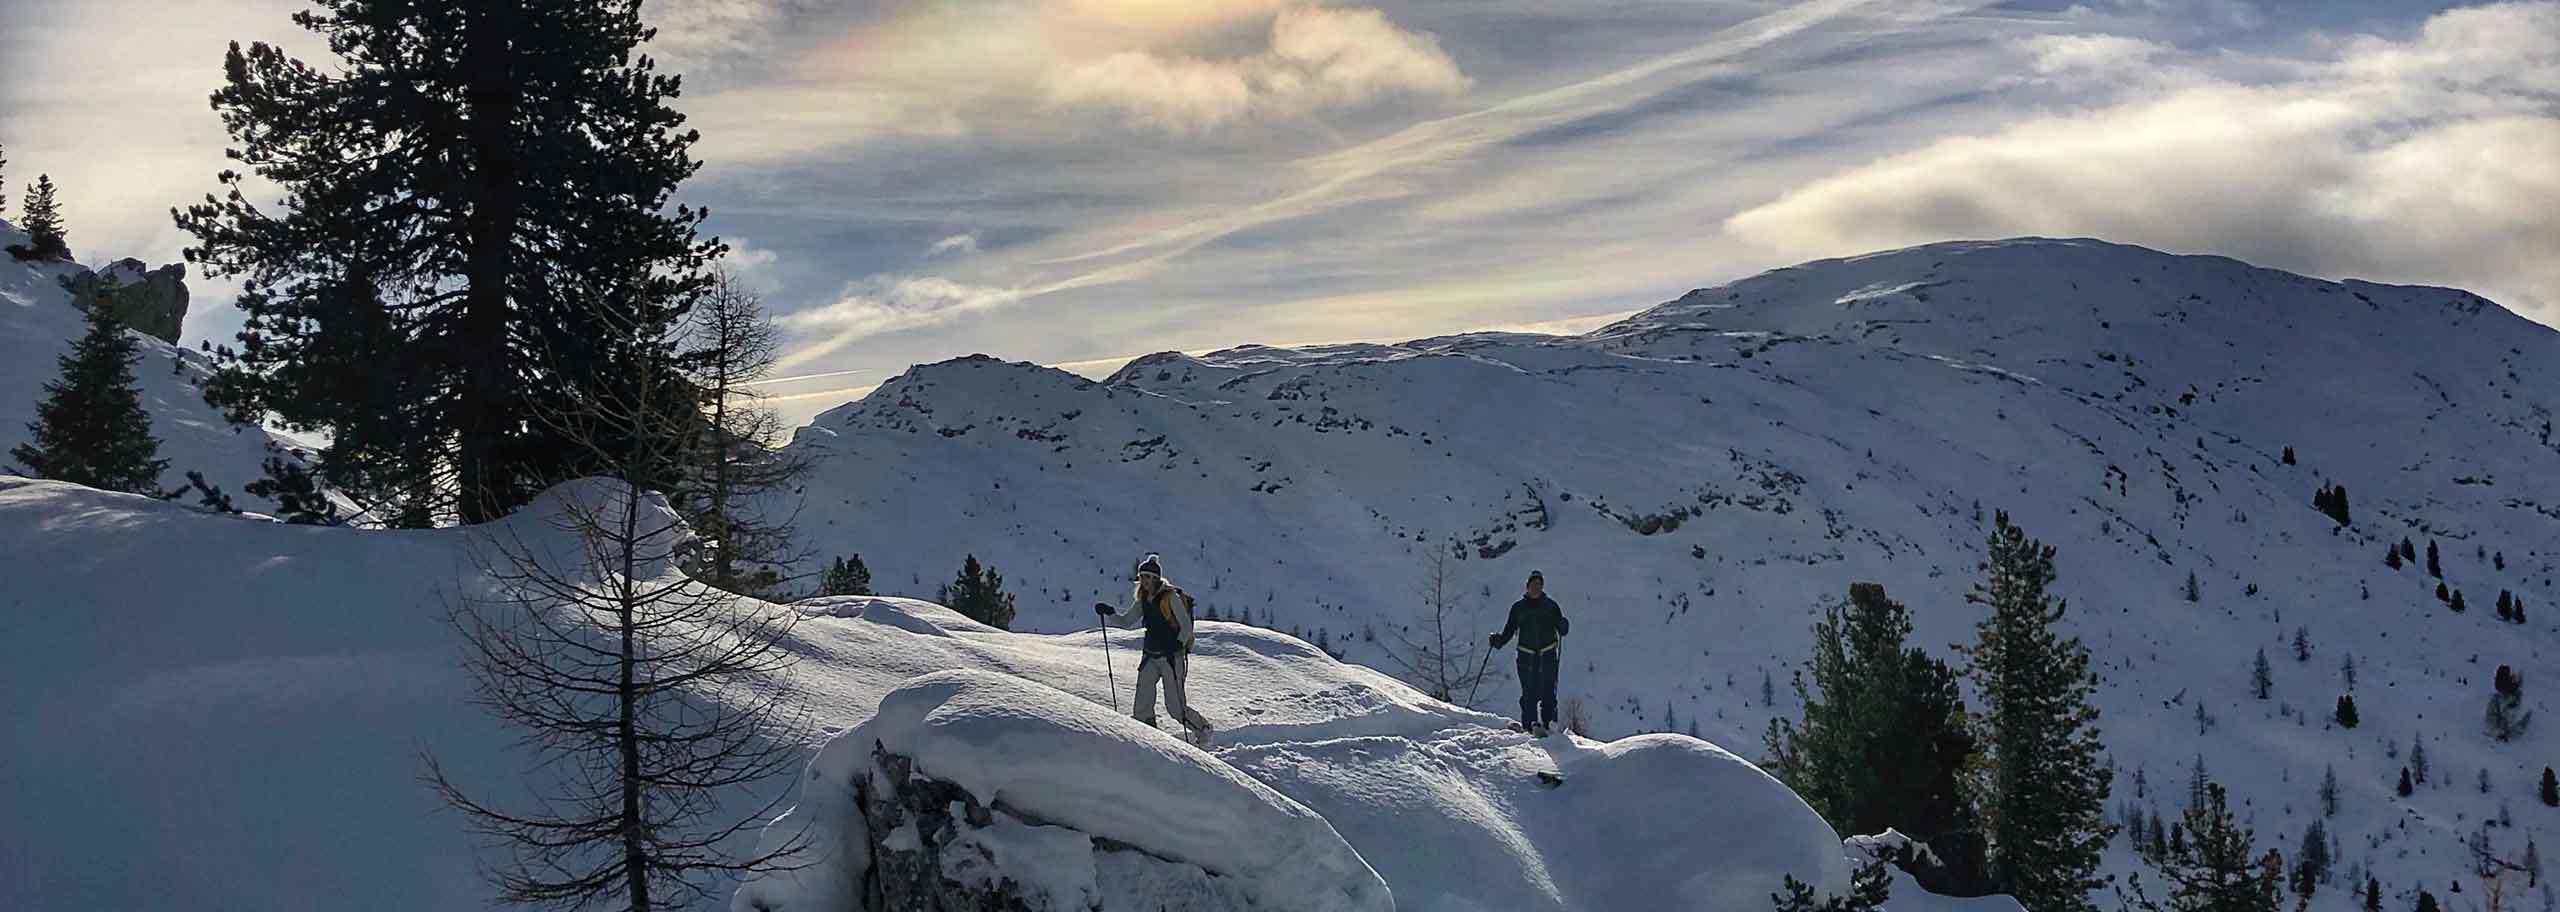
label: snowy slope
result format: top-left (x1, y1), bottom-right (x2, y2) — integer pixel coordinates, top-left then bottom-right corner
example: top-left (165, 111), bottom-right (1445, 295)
top-left (0, 217), bottom-right (301, 510)
top-left (0, 477), bottom-right (1871, 911)
top-left (776, 238), bottom-right (2559, 908)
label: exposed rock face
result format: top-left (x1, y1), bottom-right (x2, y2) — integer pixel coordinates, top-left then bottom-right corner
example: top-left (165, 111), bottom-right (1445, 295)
top-left (856, 742), bottom-right (1251, 911)
top-left (60, 258), bottom-right (188, 343)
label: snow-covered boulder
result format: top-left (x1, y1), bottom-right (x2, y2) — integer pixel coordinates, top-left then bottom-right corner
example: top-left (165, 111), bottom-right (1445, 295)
top-left (736, 669), bottom-right (1392, 912)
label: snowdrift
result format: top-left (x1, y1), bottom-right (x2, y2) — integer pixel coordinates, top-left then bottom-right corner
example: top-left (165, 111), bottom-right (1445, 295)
top-left (0, 477), bottom-right (1865, 911)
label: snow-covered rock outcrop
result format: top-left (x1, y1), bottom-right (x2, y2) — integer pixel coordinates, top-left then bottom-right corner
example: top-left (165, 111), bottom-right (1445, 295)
top-left (735, 670), bottom-right (1392, 912)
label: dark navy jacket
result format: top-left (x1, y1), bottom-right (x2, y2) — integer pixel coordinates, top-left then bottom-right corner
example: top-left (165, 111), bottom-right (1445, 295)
top-left (1493, 595), bottom-right (1568, 652)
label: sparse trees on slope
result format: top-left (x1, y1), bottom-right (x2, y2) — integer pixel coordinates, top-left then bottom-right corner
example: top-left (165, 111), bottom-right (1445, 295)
top-left (180, 0), bottom-right (722, 523)
top-left (424, 330), bottom-right (807, 911)
top-left (1380, 545), bottom-right (1492, 706)
top-left (1766, 581), bottom-right (1986, 893)
top-left (820, 554), bottom-right (872, 597)
top-left (2314, 484), bottom-right (2351, 526)
top-left (939, 554), bottom-right (1018, 630)
top-left (9, 304), bottom-right (167, 493)
top-left (1963, 512), bottom-right (2112, 911)
top-left (15, 173), bottom-right (69, 260)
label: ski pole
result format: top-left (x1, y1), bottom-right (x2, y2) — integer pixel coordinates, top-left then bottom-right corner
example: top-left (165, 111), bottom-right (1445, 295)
top-left (1463, 643), bottom-right (1497, 709)
top-left (1099, 613), bottom-right (1120, 714)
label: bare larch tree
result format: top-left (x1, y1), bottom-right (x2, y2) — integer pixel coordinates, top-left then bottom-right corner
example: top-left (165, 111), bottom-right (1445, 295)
top-left (1380, 543), bottom-right (1493, 707)
top-left (424, 300), bottom-right (809, 911)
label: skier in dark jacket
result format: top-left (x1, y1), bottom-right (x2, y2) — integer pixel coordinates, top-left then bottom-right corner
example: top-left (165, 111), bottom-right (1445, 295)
top-left (1490, 570), bottom-right (1570, 735)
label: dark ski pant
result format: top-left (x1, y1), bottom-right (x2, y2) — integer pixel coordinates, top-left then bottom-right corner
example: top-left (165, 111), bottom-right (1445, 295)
top-left (1516, 647), bottom-right (1560, 728)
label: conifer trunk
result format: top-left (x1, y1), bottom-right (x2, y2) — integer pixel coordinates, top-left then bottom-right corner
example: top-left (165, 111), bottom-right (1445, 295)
top-left (459, 0), bottom-right (522, 523)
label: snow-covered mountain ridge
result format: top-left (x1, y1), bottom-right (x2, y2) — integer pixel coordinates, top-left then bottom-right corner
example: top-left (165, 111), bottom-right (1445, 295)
top-left (782, 237), bottom-right (2559, 908)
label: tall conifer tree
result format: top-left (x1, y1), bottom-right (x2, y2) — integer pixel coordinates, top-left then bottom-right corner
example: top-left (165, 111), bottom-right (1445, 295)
top-left (179, 0), bottom-right (721, 523)
top-left (1964, 512), bottom-right (2113, 911)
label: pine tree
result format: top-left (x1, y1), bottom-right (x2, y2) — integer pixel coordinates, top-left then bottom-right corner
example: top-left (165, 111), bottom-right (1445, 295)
top-left (2400, 538), bottom-right (2416, 562)
top-left (2298, 819), bottom-right (2331, 896)
top-left (2281, 446), bottom-right (2295, 465)
top-left (2321, 765), bottom-right (2340, 817)
top-left (9, 305), bottom-right (167, 493)
top-left (2335, 695), bottom-right (2359, 728)
top-left (2452, 590), bottom-right (2469, 614)
top-left (2489, 665), bottom-right (2531, 742)
top-left (0, 141), bottom-right (9, 218)
top-left (1767, 582), bottom-right (1987, 892)
top-left (2363, 875), bottom-right (2380, 912)
top-left (2293, 627), bottom-right (2311, 662)
top-left (2428, 540), bottom-right (2442, 578)
top-left (2413, 740), bottom-right (2430, 784)
top-left (2386, 547), bottom-right (2404, 570)
top-left (244, 454), bottom-right (339, 524)
top-left (938, 554), bottom-right (1018, 630)
top-left (1773, 859), bottom-right (1892, 911)
top-left (2438, 582), bottom-right (2452, 603)
top-left (1963, 513), bottom-right (2112, 911)
top-left (2342, 653), bottom-right (2358, 691)
top-left (2541, 767), bottom-right (2557, 807)
top-left (2500, 590), bottom-right (2515, 621)
top-left (2314, 484), bottom-right (2352, 527)
top-left (2252, 649), bottom-right (2274, 700)
top-left (821, 554), bottom-right (873, 597)
top-left (2134, 781), bottom-right (2281, 912)
top-left (180, 0), bottom-right (722, 524)
top-left (2398, 768), bottom-right (2414, 797)
top-left (15, 173), bottom-right (70, 260)
top-left (2415, 890), bottom-right (2439, 912)
top-left (2186, 571), bottom-right (2202, 603)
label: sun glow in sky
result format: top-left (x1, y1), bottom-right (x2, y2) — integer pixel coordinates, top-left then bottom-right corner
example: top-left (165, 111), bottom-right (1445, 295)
top-left (5, 0), bottom-right (2555, 426)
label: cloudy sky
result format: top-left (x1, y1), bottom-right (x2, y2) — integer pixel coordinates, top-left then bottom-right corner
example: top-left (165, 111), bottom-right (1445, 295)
top-left (5, 0), bottom-right (2556, 425)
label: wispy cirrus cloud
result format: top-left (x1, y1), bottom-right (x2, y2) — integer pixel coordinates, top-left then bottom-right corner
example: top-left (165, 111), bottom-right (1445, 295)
top-left (1043, 5), bottom-right (1471, 134)
top-left (924, 233), bottom-right (981, 258)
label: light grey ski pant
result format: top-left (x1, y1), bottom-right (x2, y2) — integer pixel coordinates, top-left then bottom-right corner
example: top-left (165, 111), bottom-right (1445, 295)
top-left (1134, 651), bottom-right (1211, 735)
